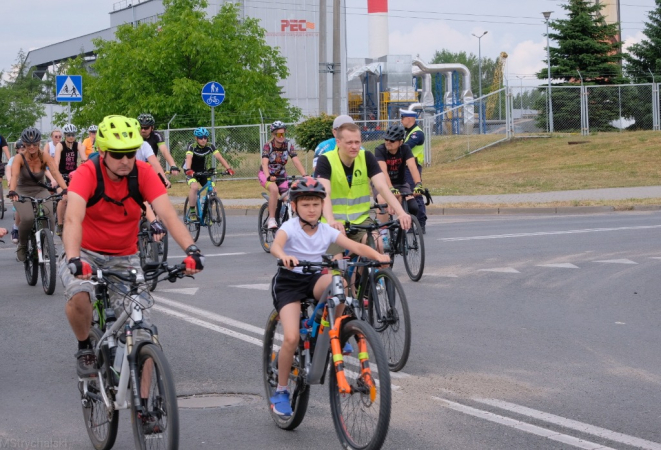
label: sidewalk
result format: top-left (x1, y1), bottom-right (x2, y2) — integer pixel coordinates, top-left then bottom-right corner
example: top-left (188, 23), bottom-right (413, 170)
top-left (170, 186), bottom-right (661, 215)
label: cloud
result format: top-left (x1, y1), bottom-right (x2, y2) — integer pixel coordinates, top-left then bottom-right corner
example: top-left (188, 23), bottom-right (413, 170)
top-left (622, 31), bottom-right (646, 53)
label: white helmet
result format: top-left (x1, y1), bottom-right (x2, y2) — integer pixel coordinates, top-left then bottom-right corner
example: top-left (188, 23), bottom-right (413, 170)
top-left (87, 125), bottom-right (98, 132)
top-left (63, 124), bottom-right (78, 134)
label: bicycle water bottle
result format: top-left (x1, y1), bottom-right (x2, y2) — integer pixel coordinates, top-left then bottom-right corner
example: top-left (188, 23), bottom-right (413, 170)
top-left (380, 229), bottom-right (390, 252)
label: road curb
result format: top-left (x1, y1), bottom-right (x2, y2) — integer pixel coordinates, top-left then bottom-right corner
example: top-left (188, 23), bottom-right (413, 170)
top-left (426, 205), bottom-right (619, 215)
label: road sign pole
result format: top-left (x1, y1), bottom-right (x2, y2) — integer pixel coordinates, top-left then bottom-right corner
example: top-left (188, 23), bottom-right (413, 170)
top-left (68, 103), bottom-right (71, 123)
top-left (211, 106), bottom-right (216, 169)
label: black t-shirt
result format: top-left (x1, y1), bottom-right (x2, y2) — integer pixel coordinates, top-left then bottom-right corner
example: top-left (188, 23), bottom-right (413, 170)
top-left (0, 135), bottom-right (7, 149)
top-left (186, 143), bottom-right (218, 173)
top-left (146, 131), bottom-right (165, 156)
top-left (59, 142), bottom-right (79, 175)
top-left (315, 150), bottom-right (381, 187)
top-left (374, 143), bottom-right (414, 186)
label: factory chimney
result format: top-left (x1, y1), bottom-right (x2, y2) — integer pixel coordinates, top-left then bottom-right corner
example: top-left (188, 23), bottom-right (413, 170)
top-left (367, 0), bottom-right (389, 59)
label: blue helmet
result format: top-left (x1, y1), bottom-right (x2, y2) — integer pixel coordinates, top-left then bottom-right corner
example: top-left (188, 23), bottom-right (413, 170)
top-left (194, 127), bottom-right (210, 138)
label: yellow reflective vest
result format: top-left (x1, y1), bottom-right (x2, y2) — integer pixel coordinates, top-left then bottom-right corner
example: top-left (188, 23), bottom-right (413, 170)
top-left (327, 149), bottom-right (371, 224)
top-left (405, 125), bottom-right (424, 165)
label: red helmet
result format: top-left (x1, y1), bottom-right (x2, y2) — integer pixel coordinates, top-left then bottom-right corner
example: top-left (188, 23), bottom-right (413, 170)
top-left (289, 176), bottom-right (326, 201)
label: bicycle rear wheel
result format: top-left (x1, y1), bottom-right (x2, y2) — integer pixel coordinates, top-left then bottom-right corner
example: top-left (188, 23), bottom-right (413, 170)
top-left (402, 215), bottom-right (425, 281)
top-left (368, 268), bottom-right (411, 372)
top-left (130, 343), bottom-right (179, 450)
top-left (262, 309), bottom-right (310, 430)
top-left (207, 197), bottom-right (226, 246)
top-left (40, 229), bottom-right (57, 295)
top-left (81, 327), bottom-right (119, 450)
top-left (24, 234), bottom-right (38, 286)
top-left (329, 319), bottom-right (391, 450)
top-left (258, 203), bottom-right (276, 253)
top-left (182, 197), bottom-right (200, 242)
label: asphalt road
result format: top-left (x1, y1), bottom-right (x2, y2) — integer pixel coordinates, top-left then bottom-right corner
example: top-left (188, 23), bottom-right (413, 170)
top-left (1, 211), bottom-right (661, 449)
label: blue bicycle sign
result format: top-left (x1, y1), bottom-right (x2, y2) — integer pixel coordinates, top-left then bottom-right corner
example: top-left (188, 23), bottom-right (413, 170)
top-left (201, 82), bottom-right (225, 107)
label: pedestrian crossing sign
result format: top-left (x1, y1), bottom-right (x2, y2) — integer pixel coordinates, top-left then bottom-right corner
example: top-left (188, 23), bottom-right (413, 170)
top-left (56, 75), bottom-right (83, 102)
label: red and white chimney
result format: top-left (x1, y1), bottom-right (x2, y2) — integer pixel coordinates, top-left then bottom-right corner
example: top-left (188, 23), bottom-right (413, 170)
top-left (367, 0), bottom-right (389, 59)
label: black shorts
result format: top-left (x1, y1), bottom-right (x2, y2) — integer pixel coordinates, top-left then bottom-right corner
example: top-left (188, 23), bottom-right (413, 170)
top-left (271, 267), bottom-right (324, 312)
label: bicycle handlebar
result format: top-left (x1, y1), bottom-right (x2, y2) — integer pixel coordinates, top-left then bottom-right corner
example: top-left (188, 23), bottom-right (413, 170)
top-left (93, 263), bottom-right (187, 284)
top-left (345, 218), bottom-right (400, 235)
top-left (276, 256), bottom-right (384, 271)
top-left (190, 170), bottom-right (231, 178)
top-left (11, 193), bottom-right (63, 203)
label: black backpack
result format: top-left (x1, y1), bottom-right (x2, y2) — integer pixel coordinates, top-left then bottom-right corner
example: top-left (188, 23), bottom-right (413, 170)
top-left (86, 154), bottom-right (145, 215)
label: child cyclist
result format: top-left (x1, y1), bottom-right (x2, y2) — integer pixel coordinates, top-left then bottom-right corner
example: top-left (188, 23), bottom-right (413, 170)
top-left (184, 127), bottom-right (234, 221)
top-left (269, 176), bottom-right (390, 417)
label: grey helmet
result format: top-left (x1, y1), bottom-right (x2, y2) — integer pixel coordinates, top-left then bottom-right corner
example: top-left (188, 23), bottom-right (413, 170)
top-left (384, 123), bottom-right (406, 141)
top-left (87, 124), bottom-right (98, 132)
top-left (20, 127), bottom-right (42, 144)
top-left (137, 113), bottom-right (155, 126)
top-left (14, 139), bottom-right (24, 149)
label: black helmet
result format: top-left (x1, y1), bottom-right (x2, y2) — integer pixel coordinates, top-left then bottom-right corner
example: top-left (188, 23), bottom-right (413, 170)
top-left (21, 127), bottom-right (42, 144)
top-left (289, 176), bottom-right (326, 201)
top-left (14, 139), bottom-right (24, 149)
top-left (384, 123), bottom-right (405, 141)
top-left (137, 113), bottom-right (155, 127)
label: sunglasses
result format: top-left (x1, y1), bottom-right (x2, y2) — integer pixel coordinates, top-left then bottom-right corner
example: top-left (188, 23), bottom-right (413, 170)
top-left (25, 143), bottom-right (40, 149)
top-left (52, 135), bottom-right (62, 139)
top-left (64, 133), bottom-right (76, 137)
top-left (197, 136), bottom-right (208, 140)
top-left (106, 149), bottom-right (137, 160)
top-left (140, 126), bottom-right (151, 130)
top-left (276, 132), bottom-right (285, 138)
top-left (385, 139), bottom-right (399, 143)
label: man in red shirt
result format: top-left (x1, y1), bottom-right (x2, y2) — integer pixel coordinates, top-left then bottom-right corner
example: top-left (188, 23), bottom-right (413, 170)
top-left (60, 115), bottom-right (205, 378)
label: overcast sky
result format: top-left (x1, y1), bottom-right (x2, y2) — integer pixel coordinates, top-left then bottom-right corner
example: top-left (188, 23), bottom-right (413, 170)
top-left (1, 0), bottom-right (656, 87)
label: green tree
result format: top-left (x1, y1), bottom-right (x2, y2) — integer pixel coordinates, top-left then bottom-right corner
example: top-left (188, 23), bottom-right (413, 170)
top-left (536, 0), bottom-right (625, 132)
top-left (292, 114), bottom-right (335, 151)
top-left (0, 50), bottom-right (46, 139)
top-left (430, 49), bottom-right (498, 96)
top-left (69, 0), bottom-right (298, 129)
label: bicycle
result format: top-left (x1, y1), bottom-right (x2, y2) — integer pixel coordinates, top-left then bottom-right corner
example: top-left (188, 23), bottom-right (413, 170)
top-left (182, 170), bottom-right (227, 246)
top-left (263, 257), bottom-right (391, 450)
top-left (344, 220), bottom-right (411, 372)
top-left (0, 163), bottom-right (5, 220)
top-left (137, 214), bottom-right (168, 291)
top-left (257, 175), bottom-right (297, 253)
top-left (14, 193), bottom-right (62, 295)
top-left (80, 262), bottom-right (188, 450)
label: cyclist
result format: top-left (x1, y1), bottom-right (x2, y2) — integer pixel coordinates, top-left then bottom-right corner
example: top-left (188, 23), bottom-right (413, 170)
top-left (0, 132), bottom-right (9, 187)
top-left (312, 114), bottom-right (355, 175)
top-left (184, 127), bottom-right (234, 221)
top-left (315, 122), bottom-right (411, 255)
top-left (401, 109), bottom-right (427, 233)
top-left (269, 176), bottom-right (389, 417)
top-left (79, 125), bottom-right (97, 162)
top-left (137, 113), bottom-right (180, 175)
top-left (373, 123), bottom-right (424, 226)
top-left (59, 114), bottom-right (205, 378)
top-left (54, 124), bottom-right (80, 236)
top-left (8, 127), bottom-right (69, 262)
top-left (44, 128), bottom-right (62, 158)
top-left (7, 140), bottom-right (25, 244)
top-left (259, 120), bottom-right (307, 229)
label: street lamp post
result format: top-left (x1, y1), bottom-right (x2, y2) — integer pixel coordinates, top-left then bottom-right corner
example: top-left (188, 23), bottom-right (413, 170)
top-left (472, 31), bottom-right (488, 134)
top-left (543, 11), bottom-right (553, 133)
top-left (516, 75), bottom-right (525, 117)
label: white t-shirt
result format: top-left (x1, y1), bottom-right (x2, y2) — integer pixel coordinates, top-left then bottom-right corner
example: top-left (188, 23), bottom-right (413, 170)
top-left (277, 218), bottom-right (341, 274)
top-left (136, 141), bottom-right (155, 162)
top-left (48, 142), bottom-right (57, 157)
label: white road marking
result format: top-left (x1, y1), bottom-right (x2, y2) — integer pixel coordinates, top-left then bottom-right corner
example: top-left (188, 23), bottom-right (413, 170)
top-left (433, 398), bottom-right (617, 450)
top-left (169, 252), bottom-right (247, 258)
top-left (474, 398), bottom-right (661, 450)
top-left (152, 295), bottom-right (411, 380)
top-left (593, 259), bottom-right (638, 264)
top-left (477, 267), bottom-right (521, 273)
top-left (650, 257), bottom-right (661, 260)
top-left (230, 284), bottom-right (271, 290)
top-left (537, 263), bottom-right (580, 269)
top-left (426, 273), bottom-right (459, 278)
top-left (158, 287), bottom-right (199, 295)
top-left (439, 225), bottom-right (661, 242)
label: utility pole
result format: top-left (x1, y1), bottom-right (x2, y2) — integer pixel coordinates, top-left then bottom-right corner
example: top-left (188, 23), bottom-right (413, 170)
top-left (319, 0), bottom-right (327, 115)
top-left (332, 0), bottom-right (341, 114)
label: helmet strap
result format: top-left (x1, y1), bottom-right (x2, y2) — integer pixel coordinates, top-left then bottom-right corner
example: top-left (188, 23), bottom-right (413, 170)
top-left (102, 156), bottom-right (126, 180)
top-left (298, 217), bottom-right (320, 230)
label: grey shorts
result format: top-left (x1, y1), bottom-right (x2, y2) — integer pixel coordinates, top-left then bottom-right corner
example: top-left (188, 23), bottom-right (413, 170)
top-left (58, 248), bottom-right (152, 324)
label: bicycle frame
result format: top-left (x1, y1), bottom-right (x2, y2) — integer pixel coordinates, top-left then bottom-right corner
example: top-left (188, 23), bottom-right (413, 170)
top-left (25, 195), bottom-right (57, 264)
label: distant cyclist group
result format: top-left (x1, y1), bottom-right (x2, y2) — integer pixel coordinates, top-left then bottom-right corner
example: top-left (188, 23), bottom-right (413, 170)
top-left (1, 108), bottom-right (430, 450)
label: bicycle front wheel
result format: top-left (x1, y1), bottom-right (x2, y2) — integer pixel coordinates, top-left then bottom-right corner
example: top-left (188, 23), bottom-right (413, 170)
top-left (130, 343), bottom-right (179, 450)
top-left (262, 309), bottom-right (310, 430)
top-left (25, 234), bottom-right (38, 286)
top-left (207, 197), bottom-right (226, 246)
top-left (258, 203), bottom-right (275, 253)
top-left (402, 215), bottom-right (425, 281)
top-left (368, 268), bottom-right (411, 372)
top-left (81, 327), bottom-right (119, 450)
top-left (40, 229), bottom-right (57, 295)
top-left (329, 319), bottom-right (391, 450)
top-left (182, 197), bottom-right (200, 242)
top-left (138, 219), bottom-right (159, 292)
top-left (0, 183), bottom-right (4, 219)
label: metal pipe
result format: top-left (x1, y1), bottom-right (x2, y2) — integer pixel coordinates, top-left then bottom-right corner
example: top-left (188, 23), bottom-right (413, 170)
top-left (543, 11), bottom-right (554, 133)
top-left (472, 31), bottom-right (487, 134)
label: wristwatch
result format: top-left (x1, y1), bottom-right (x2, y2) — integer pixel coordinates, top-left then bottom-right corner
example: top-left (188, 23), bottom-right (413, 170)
top-left (185, 245), bottom-right (201, 255)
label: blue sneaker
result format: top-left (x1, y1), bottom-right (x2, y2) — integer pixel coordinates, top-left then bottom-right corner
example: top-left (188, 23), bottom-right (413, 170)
top-left (342, 342), bottom-right (353, 355)
top-left (270, 390), bottom-right (292, 417)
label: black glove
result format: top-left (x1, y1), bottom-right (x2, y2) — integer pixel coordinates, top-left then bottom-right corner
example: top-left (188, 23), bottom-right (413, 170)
top-left (390, 187), bottom-right (400, 195)
top-left (150, 220), bottom-right (165, 236)
top-left (7, 190), bottom-right (17, 199)
top-left (413, 183), bottom-right (424, 195)
top-left (169, 165), bottom-right (179, 173)
top-left (68, 257), bottom-right (92, 277)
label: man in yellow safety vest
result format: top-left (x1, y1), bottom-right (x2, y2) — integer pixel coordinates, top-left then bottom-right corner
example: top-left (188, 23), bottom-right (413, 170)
top-left (401, 109), bottom-right (427, 233)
